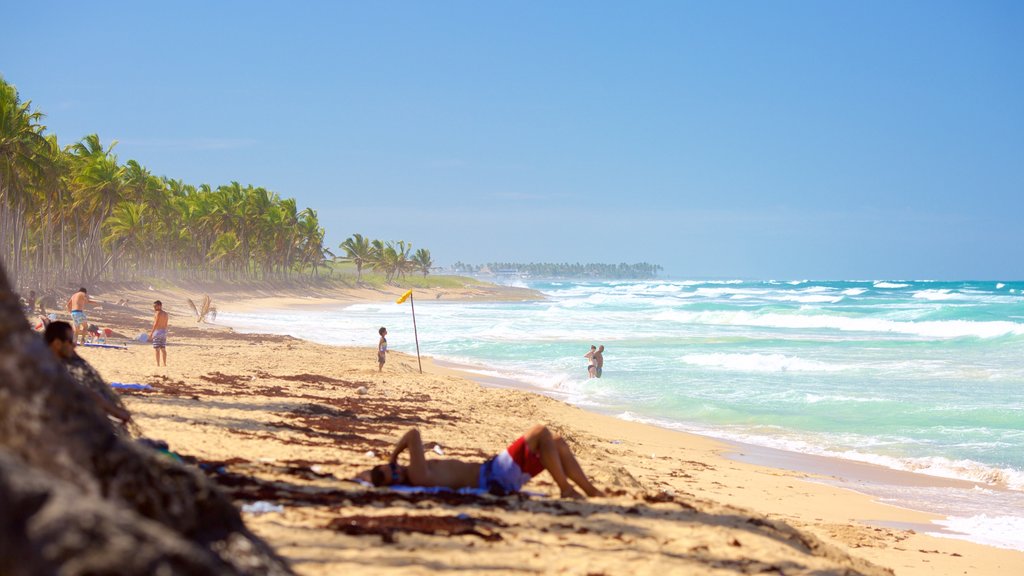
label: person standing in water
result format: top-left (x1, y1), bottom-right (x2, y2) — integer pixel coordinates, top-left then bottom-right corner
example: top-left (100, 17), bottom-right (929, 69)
top-left (584, 345), bottom-right (597, 378)
top-left (378, 326), bottom-right (388, 372)
top-left (593, 345), bottom-right (605, 378)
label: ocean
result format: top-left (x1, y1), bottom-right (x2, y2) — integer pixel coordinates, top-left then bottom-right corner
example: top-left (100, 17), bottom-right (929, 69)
top-left (218, 279), bottom-right (1024, 551)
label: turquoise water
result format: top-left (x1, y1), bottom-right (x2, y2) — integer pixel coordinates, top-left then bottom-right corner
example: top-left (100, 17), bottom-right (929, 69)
top-left (219, 279), bottom-right (1024, 550)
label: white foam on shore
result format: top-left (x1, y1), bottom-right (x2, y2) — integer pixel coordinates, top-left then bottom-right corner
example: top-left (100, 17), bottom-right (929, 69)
top-left (929, 514), bottom-right (1024, 551)
top-left (680, 352), bottom-right (848, 373)
top-left (612, 411), bottom-right (1024, 491)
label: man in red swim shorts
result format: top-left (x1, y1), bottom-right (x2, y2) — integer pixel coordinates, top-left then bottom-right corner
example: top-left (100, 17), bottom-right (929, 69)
top-left (364, 424), bottom-right (603, 499)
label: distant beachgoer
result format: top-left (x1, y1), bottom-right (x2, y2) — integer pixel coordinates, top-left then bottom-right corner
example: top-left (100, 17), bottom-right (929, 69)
top-left (584, 345), bottom-right (597, 378)
top-left (149, 300), bottom-right (169, 366)
top-left (360, 424), bottom-right (603, 499)
top-left (378, 326), bottom-right (388, 372)
top-left (66, 287), bottom-right (94, 344)
top-left (594, 345), bottom-right (605, 378)
top-left (24, 290), bottom-right (37, 314)
top-left (45, 321), bottom-right (133, 430)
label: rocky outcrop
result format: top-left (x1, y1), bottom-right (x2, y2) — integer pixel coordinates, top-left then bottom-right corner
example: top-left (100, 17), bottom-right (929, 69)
top-left (0, 268), bottom-right (291, 575)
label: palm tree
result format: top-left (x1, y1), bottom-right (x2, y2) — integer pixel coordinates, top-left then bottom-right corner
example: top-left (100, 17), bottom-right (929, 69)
top-left (338, 233), bottom-right (373, 284)
top-left (0, 76), bottom-right (48, 284)
top-left (296, 208), bottom-right (330, 278)
top-left (412, 248), bottom-right (433, 277)
top-left (68, 134), bottom-right (125, 281)
top-left (103, 201), bottom-right (146, 279)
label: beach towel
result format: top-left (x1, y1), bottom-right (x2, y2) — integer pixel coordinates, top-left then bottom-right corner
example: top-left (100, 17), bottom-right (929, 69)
top-left (80, 343), bottom-right (128, 350)
top-left (110, 383), bottom-right (153, 391)
top-left (348, 478), bottom-right (542, 497)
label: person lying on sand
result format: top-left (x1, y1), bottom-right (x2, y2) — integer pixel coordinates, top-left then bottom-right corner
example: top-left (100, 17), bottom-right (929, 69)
top-left (361, 424), bottom-right (603, 499)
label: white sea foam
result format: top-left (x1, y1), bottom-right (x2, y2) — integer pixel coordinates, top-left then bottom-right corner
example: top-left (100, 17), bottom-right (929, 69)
top-left (681, 353), bottom-right (847, 373)
top-left (651, 309), bottom-right (1024, 339)
top-left (610, 411), bottom-right (1024, 493)
top-left (802, 393), bottom-right (885, 404)
top-left (912, 289), bottom-right (965, 301)
top-left (874, 282), bottom-right (910, 288)
top-left (929, 515), bottom-right (1024, 551)
top-left (841, 288), bottom-right (868, 296)
top-left (776, 294), bottom-right (845, 304)
top-left (824, 451), bottom-right (1024, 491)
top-left (996, 283), bottom-right (1006, 289)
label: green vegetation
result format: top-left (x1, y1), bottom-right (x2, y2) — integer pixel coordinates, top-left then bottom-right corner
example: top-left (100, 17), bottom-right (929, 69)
top-left (336, 235), bottom-right (433, 285)
top-left (452, 261), bottom-right (663, 279)
top-left (0, 76), bottom-right (443, 291)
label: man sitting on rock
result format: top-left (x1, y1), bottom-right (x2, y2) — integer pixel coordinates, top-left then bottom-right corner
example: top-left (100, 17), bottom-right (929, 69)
top-left (44, 321), bottom-right (133, 430)
top-left (363, 425), bottom-right (603, 499)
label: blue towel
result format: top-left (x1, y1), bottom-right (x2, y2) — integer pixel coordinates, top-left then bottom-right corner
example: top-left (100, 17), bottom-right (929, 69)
top-left (349, 477), bottom-right (541, 497)
top-left (110, 383), bottom-right (152, 391)
top-left (80, 343), bottom-right (128, 350)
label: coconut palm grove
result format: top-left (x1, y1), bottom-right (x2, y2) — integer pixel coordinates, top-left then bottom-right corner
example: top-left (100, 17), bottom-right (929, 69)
top-left (0, 75), bottom-right (441, 291)
top-left (2, 75), bottom-right (665, 294)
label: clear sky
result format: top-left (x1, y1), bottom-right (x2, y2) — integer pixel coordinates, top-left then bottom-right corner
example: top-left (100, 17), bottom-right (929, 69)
top-left (4, 1), bottom-right (1022, 279)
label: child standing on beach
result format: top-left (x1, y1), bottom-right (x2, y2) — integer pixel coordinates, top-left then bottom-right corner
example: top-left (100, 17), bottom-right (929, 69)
top-left (378, 327), bottom-right (388, 372)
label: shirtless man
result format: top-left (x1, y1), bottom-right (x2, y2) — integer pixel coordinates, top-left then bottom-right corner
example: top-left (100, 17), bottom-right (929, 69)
top-left (65, 287), bottom-right (93, 344)
top-left (363, 424), bottom-right (603, 499)
top-left (148, 300), bottom-right (169, 366)
top-left (45, 321), bottom-right (132, 429)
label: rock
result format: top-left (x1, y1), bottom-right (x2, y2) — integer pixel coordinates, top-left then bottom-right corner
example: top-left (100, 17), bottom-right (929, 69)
top-left (0, 270), bottom-right (292, 575)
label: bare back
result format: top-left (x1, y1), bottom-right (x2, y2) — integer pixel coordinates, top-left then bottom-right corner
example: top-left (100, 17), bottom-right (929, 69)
top-left (152, 310), bottom-right (169, 330)
top-left (68, 291), bottom-right (88, 311)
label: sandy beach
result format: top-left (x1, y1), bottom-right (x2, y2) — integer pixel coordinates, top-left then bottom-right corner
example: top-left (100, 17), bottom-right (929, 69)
top-left (70, 283), bottom-right (1024, 575)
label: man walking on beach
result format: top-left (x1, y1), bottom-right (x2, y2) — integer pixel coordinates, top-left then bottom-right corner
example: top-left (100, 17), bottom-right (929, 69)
top-left (363, 424), bottom-right (604, 499)
top-left (149, 300), bottom-right (169, 366)
top-left (65, 287), bottom-right (93, 344)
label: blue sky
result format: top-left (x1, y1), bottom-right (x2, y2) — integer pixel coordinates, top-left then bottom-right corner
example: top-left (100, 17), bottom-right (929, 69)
top-left (4, 1), bottom-right (1022, 279)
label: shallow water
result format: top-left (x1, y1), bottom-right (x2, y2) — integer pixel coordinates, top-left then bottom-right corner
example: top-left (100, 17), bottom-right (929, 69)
top-left (219, 279), bottom-right (1024, 550)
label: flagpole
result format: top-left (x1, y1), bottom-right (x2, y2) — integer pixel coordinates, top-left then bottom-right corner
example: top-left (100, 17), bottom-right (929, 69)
top-left (409, 293), bottom-right (422, 374)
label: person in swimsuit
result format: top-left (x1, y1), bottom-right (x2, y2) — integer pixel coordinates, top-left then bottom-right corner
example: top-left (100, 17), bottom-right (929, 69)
top-left (593, 345), bottom-right (605, 378)
top-left (378, 326), bottom-right (388, 372)
top-left (584, 345), bottom-right (597, 378)
top-left (149, 300), bottom-right (169, 366)
top-left (362, 424), bottom-right (603, 499)
top-left (66, 287), bottom-right (93, 344)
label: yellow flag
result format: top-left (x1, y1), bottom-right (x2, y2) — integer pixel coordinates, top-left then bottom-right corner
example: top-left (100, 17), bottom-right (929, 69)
top-left (396, 289), bottom-right (413, 304)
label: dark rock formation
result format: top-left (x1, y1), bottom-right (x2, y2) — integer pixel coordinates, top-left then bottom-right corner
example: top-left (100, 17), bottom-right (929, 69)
top-left (0, 267), bottom-right (291, 575)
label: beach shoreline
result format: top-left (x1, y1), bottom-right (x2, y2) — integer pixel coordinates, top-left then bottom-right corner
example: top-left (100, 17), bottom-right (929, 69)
top-left (72, 283), bottom-right (1024, 574)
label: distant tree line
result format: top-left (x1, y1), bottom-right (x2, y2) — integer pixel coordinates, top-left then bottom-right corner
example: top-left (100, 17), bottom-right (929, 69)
top-left (1, 76), bottom-right (332, 289)
top-left (336, 233), bottom-right (432, 284)
top-left (451, 261), bottom-right (662, 279)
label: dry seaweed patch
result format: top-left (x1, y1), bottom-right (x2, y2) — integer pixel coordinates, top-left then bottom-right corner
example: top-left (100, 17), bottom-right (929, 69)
top-left (271, 402), bottom-right (463, 449)
top-left (253, 369), bottom-right (363, 388)
top-left (327, 514), bottom-right (507, 543)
